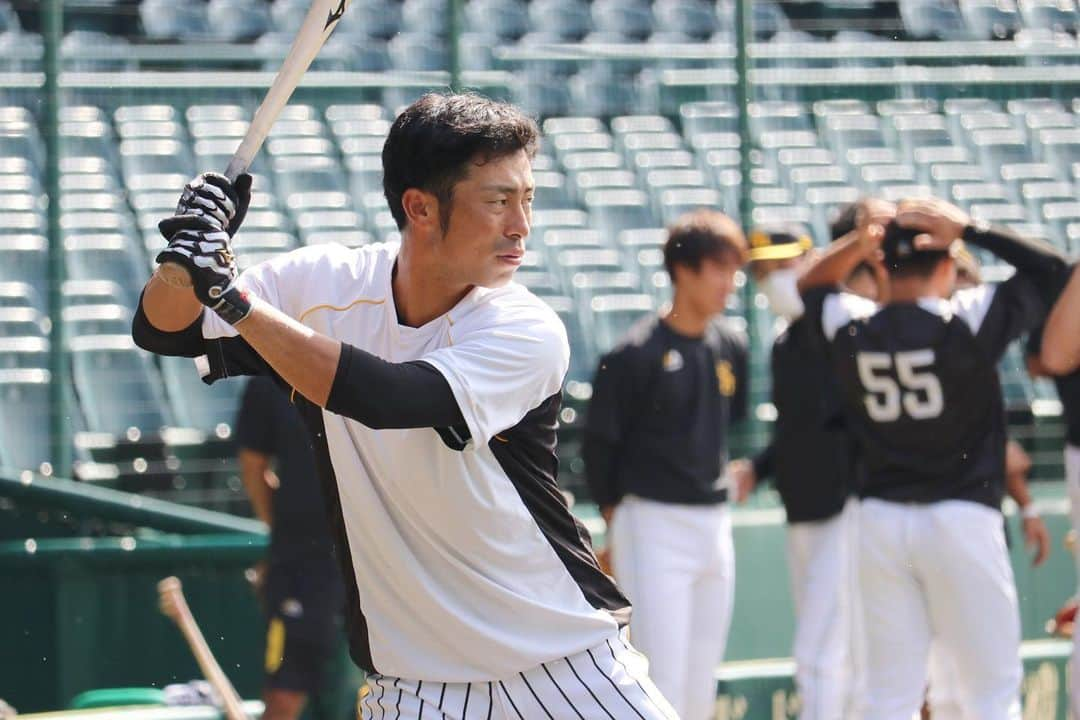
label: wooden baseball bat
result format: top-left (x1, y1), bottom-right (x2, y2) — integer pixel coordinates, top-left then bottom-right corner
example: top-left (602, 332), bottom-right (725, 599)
top-left (157, 0), bottom-right (354, 288)
top-left (158, 576), bottom-right (248, 720)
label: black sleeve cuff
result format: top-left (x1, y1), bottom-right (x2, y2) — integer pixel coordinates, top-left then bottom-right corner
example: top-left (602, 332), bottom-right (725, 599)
top-left (325, 344), bottom-right (465, 430)
top-left (962, 223), bottom-right (1069, 304)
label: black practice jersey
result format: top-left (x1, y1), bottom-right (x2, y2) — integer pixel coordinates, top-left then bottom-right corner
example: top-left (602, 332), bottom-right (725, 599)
top-left (807, 272), bottom-right (1045, 508)
top-left (1027, 325), bottom-right (1080, 448)
top-left (755, 314), bottom-right (860, 523)
top-left (584, 314), bottom-right (748, 507)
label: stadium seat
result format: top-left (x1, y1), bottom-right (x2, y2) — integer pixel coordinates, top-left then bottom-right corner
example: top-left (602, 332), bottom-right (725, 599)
top-left (585, 188), bottom-right (656, 236)
top-left (1019, 0), bottom-right (1079, 34)
top-left (0, 234), bottom-right (46, 286)
top-left (466, 0), bottom-right (530, 40)
top-left (653, 0), bottom-right (717, 39)
top-left (959, 0), bottom-right (1022, 39)
top-left (1036, 128), bottom-right (1080, 176)
top-left (900, 0), bottom-right (970, 39)
top-left (589, 293), bottom-right (655, 356)
top-left (0, 335), bottom-right (47, 369)
top-left (402, 0), bottom-right (451, 36)
top-left (69, 334), bottom-right (172, 437)
top-left (0, 307), bottom-right (48, 337)
top-left (63, 234), bottom-right (146, 306)
top-left (0, 281), bottom-right (41, 312)
top-left (658, 187), bottom-right (724, 224)
top-left (591, 0), bottom-right (654, 40)
top-left (160, 355), bottom-right (245, 433)
top-left (529, 0), bottom-right (593, 40)
top-left (139, 0), bottom-right (210, 41)
top-left (335, 0), bottom-right (403, 39)
top-left (0, 368), bottom-right (52, 474)
top-left (207, 0), bottom-right (272, 41)
top-left (388, 32), bottom-right (449, 71)
top-left (62, 304), bottom-right (133, 336)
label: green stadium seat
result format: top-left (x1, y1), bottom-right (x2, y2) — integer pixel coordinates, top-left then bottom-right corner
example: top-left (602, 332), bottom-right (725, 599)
top-left (0, 335), bottom-right (48, 369)
top-left (588, 293), bottom-right (655, 357)
top-left (0, 281), bottom-right (41, 311)
top-left (303, 230), bottom-right (374, 248)
top-left (160, 355), bottom-right (245, 434)
top-left (1019, 0), bottom-right (1079, 34)
top-left (585, 188), bottom-right (656, 235)
top-left (62, 279), bottom-right (127, 307)
top-left (0, 307), bottom-right (48, 337)
top-left (207, 0), bottom-right (272, 42)
top-left (541, 229), bottom-right (610, 269)
top-left (64, 234), bottom-right (146, 306)
top-left (1021, 181), bottom-right (1076, 218)
top-left (959, 0), bottom-right (1022, 39)
top-left (931, 163), bottom-right (989, 198)
top-left (69, 334), bottom-right (172, 437)
top-left (0, 234), bottom-right (46, 286)
top-left (680, 101), bottom-right (738, 138)
top-left (62, 304), bottom-right (132, 336)
top-left (139, 0), bottom-right (210, 40)
top-left (529, 0), bottom-right (593, 41)
top-left (0, 367), bottom-right (52, 474)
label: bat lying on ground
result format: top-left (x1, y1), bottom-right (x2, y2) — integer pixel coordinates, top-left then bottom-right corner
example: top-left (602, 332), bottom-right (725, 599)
top-left (157, 0), bottom-right (354, 288)
top-left (158, 576), bottom-right (248, 720)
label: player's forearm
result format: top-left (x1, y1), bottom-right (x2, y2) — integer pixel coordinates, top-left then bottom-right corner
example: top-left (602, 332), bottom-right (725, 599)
top-left (238, 450), bottom-right (273, 526)
top-left (1005, 472), bottom-right (1032, 509)
top-left (141, 272), bottom-right (205, 332)
top-left (233, 298), bottom-right (340, 407)
top-left (797, 233), bottom-right (869, 293)
top-left (1043, 265), bottom-right (1080, 375)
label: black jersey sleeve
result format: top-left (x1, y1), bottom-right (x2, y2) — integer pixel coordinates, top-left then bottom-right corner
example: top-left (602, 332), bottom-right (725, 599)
top-left (325, 344), bottom-right (465, 430)
top-left (132, 292), bottom-right (275, 381)
top-left (583, 348), bottom-right (637, 507)
top-left (963, 223), bottom-right (1070, 307)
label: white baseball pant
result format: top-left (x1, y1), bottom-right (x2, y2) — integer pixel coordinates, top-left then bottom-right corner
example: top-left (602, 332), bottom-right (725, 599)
top-left (858, 497), bottom-right (1022, 720)
top-left (357, 633), bottom-right (678, 720)
top-left (610, 495), bottom-right (735, 720)
top-left (1066, 444), bottom-right (1080, 720)
top-left (786, 497), bottom-right (865, 720)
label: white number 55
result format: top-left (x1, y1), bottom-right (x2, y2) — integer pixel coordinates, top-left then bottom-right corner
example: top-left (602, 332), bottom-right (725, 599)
top-left (856, 350), bottom-right (944, 422)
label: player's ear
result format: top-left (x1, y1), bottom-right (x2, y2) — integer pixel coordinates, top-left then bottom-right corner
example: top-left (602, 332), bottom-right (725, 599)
top-left (402, 188), bottom-right (439, 230)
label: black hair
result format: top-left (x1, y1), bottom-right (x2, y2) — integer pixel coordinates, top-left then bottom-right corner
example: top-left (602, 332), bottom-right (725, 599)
top-left (829, 202), bottom-right (858, 241)
top-left (383, 92), bottom-right (540, 230)
top-left (663, 209), bottom-right (748, 279)
top-left (881, 220), bottom-right (950, 279)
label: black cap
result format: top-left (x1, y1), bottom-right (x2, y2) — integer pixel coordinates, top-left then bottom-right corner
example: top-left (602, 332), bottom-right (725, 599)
top-left (748, 224), bottom-right (814, 262)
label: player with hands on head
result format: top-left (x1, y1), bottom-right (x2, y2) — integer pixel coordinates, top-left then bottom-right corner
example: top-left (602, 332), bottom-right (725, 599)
top-left (1042, 263), bottom-right (1080, 374)
top-left (729, 200), bottom-right (895, 720)
top-left (133, 93), bottom-right (676, 720)
top-left (798, 194), bottom-right (1069, 720)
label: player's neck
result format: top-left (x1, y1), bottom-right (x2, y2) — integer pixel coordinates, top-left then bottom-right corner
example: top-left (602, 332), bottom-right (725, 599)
top-left (664, 292), bottom-right (710, 337)
top-left (888, 276), bottom-right (943, 303)
top-left (392, 241), bottom-right (472, 328)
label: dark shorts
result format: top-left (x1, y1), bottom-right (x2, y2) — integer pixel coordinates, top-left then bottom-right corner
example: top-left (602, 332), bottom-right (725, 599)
top-left (263, 553), bottom-right (345, 695)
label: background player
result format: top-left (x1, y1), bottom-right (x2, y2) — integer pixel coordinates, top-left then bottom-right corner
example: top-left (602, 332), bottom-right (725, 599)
top-left (133, 93), bottom-right (676, 720)
top-left (584, 209), bottom-right (748, 720)
top-left (235, 376), bottom-right (346, 720)
top-left (1042, 264), bottom-right (1080, 374)
top-left (798, 196), bottom-right (1068, 719)
top-left (728, 205), bottom-right (892, 720)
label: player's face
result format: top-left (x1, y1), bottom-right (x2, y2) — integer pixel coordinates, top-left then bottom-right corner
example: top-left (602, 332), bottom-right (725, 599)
top-left (685, 255), bottom-right (740, 317)
top-left (439, 149), bottom-right (535, 289)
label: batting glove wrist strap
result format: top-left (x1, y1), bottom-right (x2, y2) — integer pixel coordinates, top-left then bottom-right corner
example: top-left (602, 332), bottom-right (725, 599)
top-left (208, 284), bottom-right (254, 326)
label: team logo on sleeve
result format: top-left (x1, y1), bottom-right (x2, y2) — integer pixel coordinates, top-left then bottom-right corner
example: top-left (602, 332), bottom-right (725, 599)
top-left (716, 360), bottom-right (736, 397)
top-left (662, 349), bottom-right (684, 372)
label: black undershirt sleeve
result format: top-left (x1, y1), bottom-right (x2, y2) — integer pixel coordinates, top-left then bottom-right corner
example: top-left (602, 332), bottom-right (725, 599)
top-left (325, 343), bottom-right (465, 430)
top-left (582, 437), bottom-right (621, 508)
top-left (962, 224), bottom-right (1070, 306)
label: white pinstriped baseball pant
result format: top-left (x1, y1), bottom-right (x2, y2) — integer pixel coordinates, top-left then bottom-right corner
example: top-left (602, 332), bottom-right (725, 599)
top-left (357, 634), bottom-right (678, 720)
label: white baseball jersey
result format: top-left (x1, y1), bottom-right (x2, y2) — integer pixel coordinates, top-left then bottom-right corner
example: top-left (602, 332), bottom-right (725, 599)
top-left (196, 242), bottom-right (629, 681)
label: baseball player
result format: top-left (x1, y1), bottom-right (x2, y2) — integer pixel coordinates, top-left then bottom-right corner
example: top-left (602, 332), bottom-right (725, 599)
top-left (1026, 324), bottom-right (1080, 718)
top-left (1042, 263), bottom-right (1080, 374)
top-left (133, 93), bottom-right (676, 720)
top-left (728, 205), bottom-right (893, 720)
top-left (235, 376), bottom-right (345, 720)
top-left (583, 210), bottom-right (749, 720)
top-left (798, 195), bottom-right (1069, 719)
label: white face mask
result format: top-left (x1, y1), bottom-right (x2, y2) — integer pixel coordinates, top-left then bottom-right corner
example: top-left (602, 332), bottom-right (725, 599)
top-left (760, 268), bottom-right (805, 320)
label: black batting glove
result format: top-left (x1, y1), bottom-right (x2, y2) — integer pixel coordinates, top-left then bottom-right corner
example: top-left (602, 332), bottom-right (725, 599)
top-left (158, 172), bottom-right (252, 239)
top-left (156, 227), bottom-right (253, 326)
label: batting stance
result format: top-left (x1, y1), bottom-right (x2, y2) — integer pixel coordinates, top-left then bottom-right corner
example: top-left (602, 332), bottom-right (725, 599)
top-left (584, 210), bottom-right (748, 720)
top-left (799, 197), bottom-right (1069, 719)
top-left (133, 93), bottom-right (676, 720)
